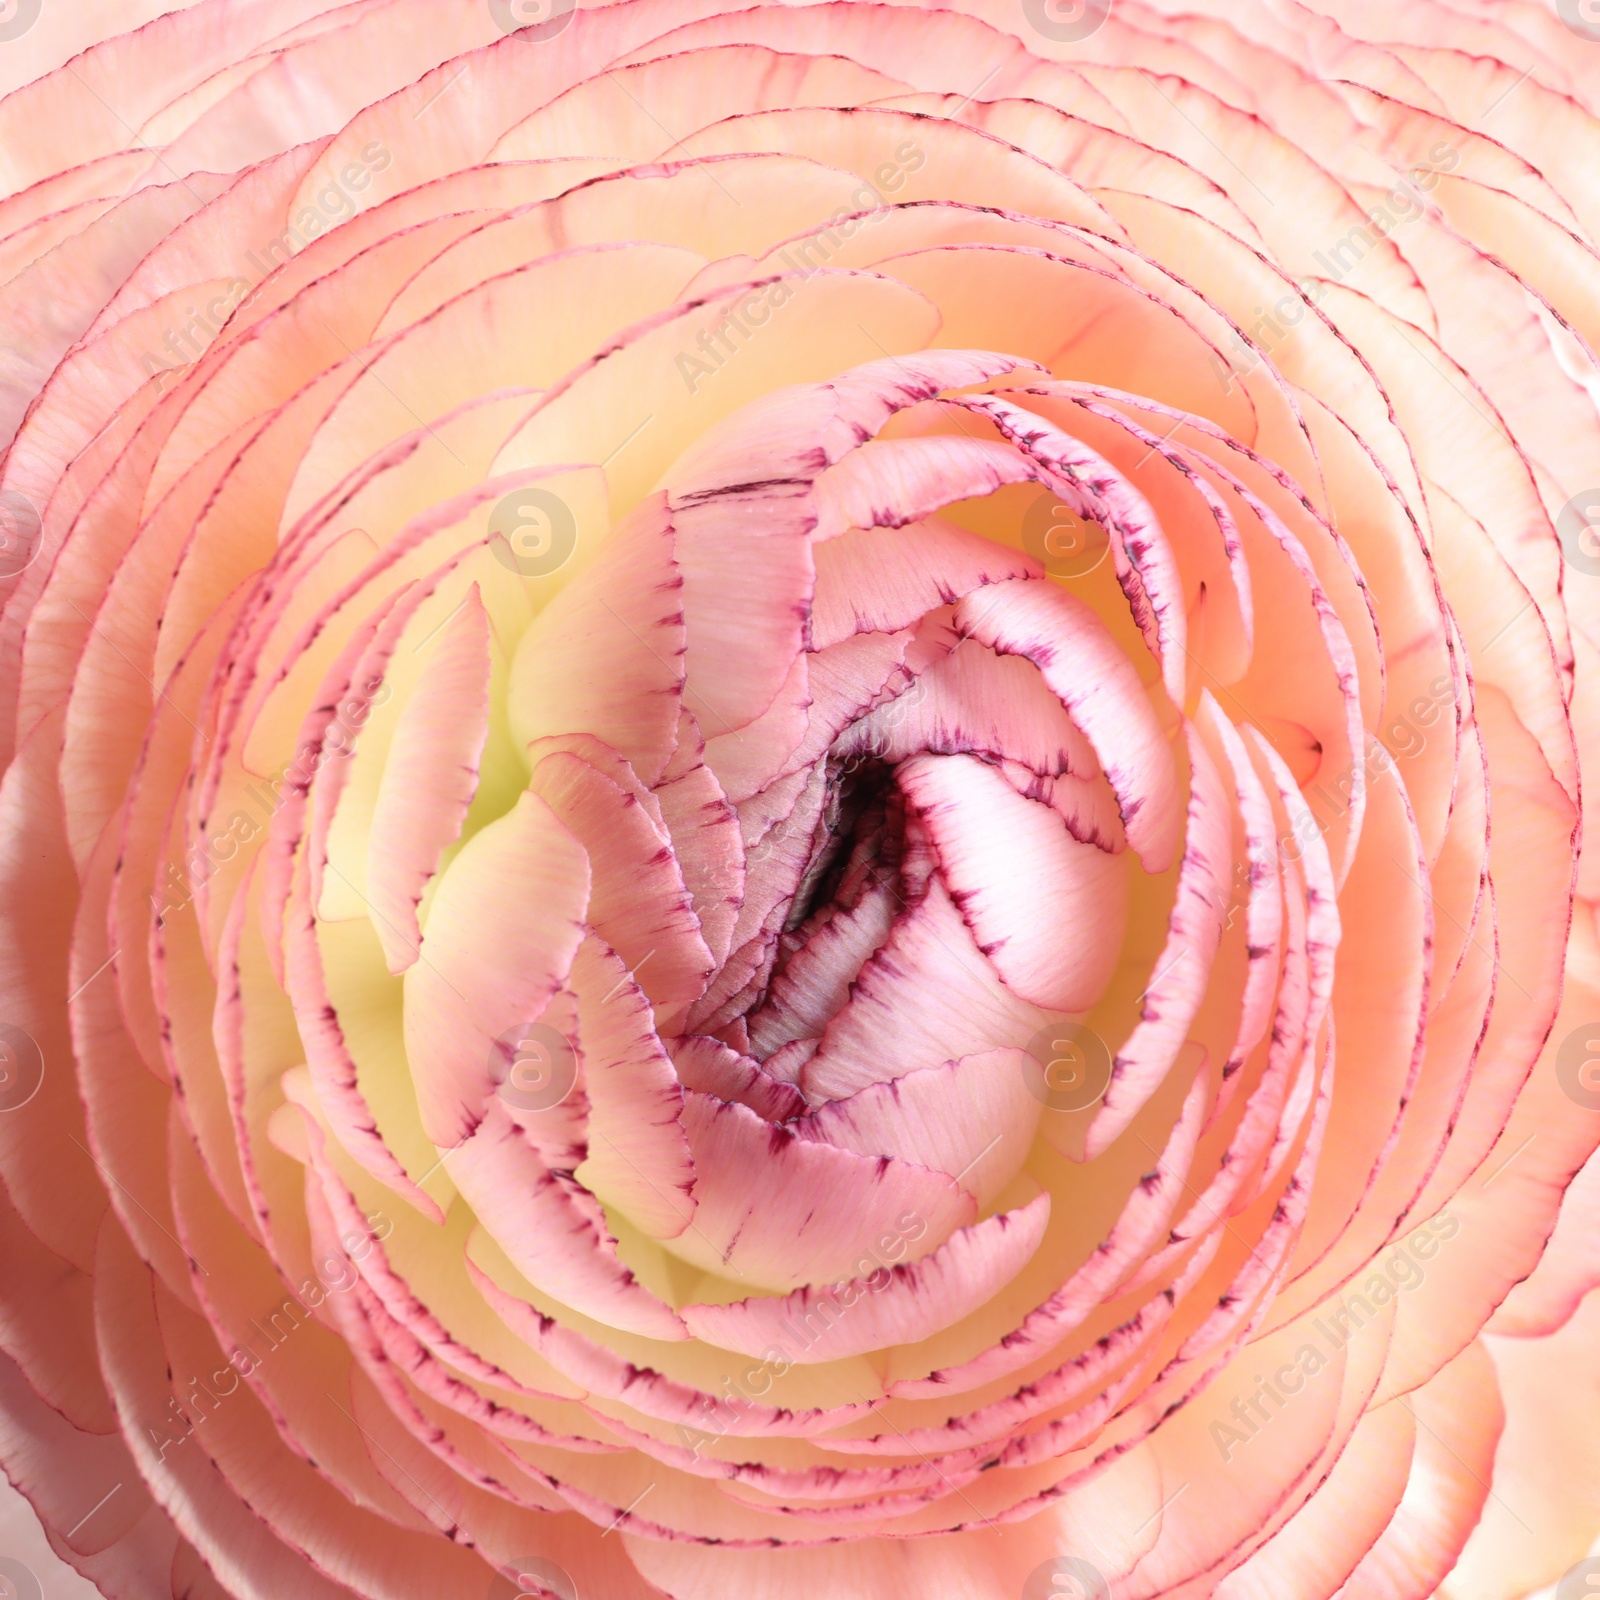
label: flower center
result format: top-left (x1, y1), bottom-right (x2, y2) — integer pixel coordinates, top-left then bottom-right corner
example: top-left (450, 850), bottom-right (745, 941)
top-left (785, 754), bottom-right (907, 934)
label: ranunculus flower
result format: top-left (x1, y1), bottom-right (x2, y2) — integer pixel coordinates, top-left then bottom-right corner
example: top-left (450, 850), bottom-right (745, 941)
top-left (3, 3), bottom-right (1600, 1598)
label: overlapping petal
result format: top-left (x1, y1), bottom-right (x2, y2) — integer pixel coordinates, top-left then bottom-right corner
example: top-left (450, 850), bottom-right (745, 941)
top-left (0, 3), bottom-right (1596, 1599)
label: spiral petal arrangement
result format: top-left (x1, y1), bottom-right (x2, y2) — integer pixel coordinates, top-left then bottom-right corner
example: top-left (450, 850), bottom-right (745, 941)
top-left (1, 4), bottom-right (1600, 1599)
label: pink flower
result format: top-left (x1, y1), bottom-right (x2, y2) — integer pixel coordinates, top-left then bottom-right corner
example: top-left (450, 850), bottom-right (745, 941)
top-left (1, 3), bottom-right (1598, 1598)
